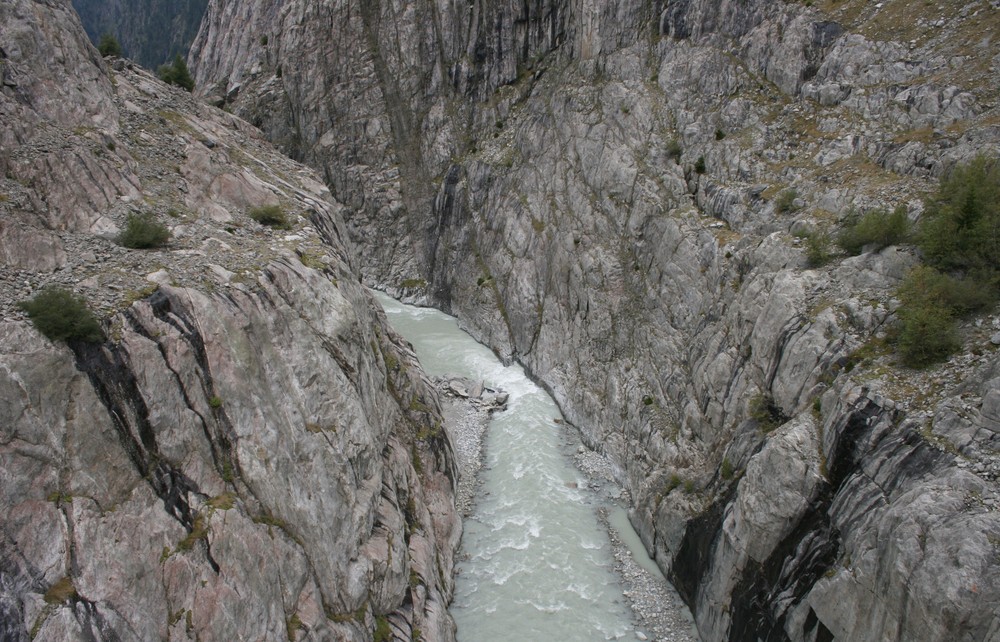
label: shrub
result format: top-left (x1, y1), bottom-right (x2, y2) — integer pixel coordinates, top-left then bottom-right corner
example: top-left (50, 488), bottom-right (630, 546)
top-left (720, 457), bottom-right (734, 480)
top-left (837, 206), bottom-right (910, 255)
top-left (249, 204), bottom-right (291, 229)
top-left (666, 139), bottom-right (682, 163)
top-left (774, 188), bottom-right (799, 214)
top-left (97, 33), bottom-right (122, 58)
top-left (373, 615), bottom-right (391, 642)
top-left (118, 212), bottom-right (170, 249)
top-left (749, 393), bottom-right (786, 433)
top-left (18, 287), bottom-right (104, 343)
top-left (918, 156), bottom-right (1000, 273)
top-left (715, 128), bottom-right (726, 141)
top-left (894, 266), bottom-right (960, 367)
top-left (796, 228), bottom-right (833, 268)
top-left (158, 55), bottom-right (195, 92)
top-left (694, 156), bottom-right (706, 174)
top-left (43, 577), bottom-right (77, 604)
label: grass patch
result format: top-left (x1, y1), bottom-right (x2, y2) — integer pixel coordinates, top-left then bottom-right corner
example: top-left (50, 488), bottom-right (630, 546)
top-left (206, 492), bottom-right (236, 510)
top-left (774, 189), bottom-right (799, 214)
top-left (286, 613), bottom-right (302, 642)
top-left (666, 139), bottom-right (683, 163)
top-left (373, 615), bottom-right (391, 642)
top-left (43, 577), bottom-right (77, 604)
top-left (176, 513), bottom-right (209, 552)
top-left (19, 287), bottom-right (104, 343)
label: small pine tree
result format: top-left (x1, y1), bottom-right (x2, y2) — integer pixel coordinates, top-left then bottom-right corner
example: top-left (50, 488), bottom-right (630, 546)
top-left (158, 55), bottom-right (195, 92)
top-left (97, 33), bottom-right (123, 58)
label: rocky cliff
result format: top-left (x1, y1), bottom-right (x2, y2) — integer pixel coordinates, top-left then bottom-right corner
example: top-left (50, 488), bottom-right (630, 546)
top-left (0, 2), bottom-right (459, 641)
top-left (191, 0), bottom-right (1000, 639)
top-left (71, 0), bottom-right (208, 69)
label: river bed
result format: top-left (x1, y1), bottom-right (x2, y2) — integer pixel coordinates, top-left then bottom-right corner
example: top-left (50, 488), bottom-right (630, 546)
top-left (376, 293), bottom-right (697, 641)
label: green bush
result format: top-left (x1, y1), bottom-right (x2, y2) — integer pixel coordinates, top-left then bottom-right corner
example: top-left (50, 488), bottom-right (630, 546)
top-left (118, 212), bottom-right (170, 248)
top-left (158, 55), bottom-right (195, 92)
top-left (18, 287), bottom-right (104, 343)
top-left (918, 156), bottom-right (1000, 273)
top-left (694, 156), bottom-right (706, 174)
top-left (894, 266), bottom-right (962, 368)
top-left (373, 616), bottom-right (391, 642)
top-left (749, 393), bottom-right (786, 433)
top-left (249, 204), bottom-right (291, 229)
top-left (666, 139), bottom-right (682, 163)
top-left (795, 228), bottom-right (832, 268)
top-left (837, 206), bottom-right (910, 255)
top-left (97, 33), bottom-right (123, 58)
top-left (774, 189), bottom-right (799, 214)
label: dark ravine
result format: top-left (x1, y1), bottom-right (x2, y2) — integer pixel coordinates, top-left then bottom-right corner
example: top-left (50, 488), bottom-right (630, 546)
top-left (191, 0), bottom-right (1000, 639)
top-left (71, 0), bottom-right (208, 69)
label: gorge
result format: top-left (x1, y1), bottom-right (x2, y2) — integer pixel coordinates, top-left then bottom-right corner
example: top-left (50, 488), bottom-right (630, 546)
top-left (3, 0), bottom-right (1000, 640)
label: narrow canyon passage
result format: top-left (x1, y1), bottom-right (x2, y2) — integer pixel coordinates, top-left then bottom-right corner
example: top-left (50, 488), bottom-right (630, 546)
top-left (377, 293), bottom-right (694, 641)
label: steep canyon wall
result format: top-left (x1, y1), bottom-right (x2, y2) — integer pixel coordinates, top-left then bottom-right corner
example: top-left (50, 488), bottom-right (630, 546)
top-left (191, 0), bottom-right (1000, 639)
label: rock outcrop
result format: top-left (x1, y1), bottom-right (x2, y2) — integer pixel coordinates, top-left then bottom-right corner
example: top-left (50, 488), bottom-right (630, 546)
top-left (191, 0), bottom-right (1000, 639)
top-left (0, 2), bottom-right (459, 641)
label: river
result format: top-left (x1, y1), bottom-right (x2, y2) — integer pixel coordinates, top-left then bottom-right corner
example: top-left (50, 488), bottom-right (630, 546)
top-left (376, 292), bottom-right (695, 641)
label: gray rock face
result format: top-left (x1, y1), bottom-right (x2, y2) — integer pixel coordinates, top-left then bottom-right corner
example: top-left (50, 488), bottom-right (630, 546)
top-left (191, 0), bottom-right (1000, 639)
top-left (1, 2), bottom-right (459, 641)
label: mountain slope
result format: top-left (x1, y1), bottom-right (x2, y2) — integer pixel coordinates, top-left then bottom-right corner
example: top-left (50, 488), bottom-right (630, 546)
top-left (0, 2), bottom-right (458, 640)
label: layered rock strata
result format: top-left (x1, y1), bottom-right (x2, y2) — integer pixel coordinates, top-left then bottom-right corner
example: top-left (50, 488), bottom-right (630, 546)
top-left (1, 2), bottom-right (459, 641)
top-left (191, 0), bottom-right (1000, 639)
